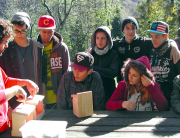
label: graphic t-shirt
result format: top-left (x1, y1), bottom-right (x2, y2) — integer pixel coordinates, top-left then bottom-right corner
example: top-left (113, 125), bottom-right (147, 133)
top-left (44, 41), bottom-right (56, 104)
top-left (127, 89), bottom-right (158, 111)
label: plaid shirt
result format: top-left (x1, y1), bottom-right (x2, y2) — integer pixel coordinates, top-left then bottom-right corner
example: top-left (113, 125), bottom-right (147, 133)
top-left (56, 71), bottom-right (105, 110)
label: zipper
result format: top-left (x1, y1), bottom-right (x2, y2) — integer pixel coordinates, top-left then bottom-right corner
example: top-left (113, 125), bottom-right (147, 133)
top-left (128, 45), bottom-right (130, 50)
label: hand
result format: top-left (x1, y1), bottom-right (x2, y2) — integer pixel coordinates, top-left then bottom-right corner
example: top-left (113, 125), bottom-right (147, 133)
top-left (14, 86), bottom-right (27, 103)
top-left (141, 75), bottom-right (152, 87)
top-left (122, 101), bottom-right (136, 111)
top-left (170, 41), bottom-right (180, 64)
top-left (25, 80), bottom-right (39, 97)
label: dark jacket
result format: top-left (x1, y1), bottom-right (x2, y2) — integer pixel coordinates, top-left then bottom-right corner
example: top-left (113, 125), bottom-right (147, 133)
top-left (0, 40), bottom-right (43, 109)
top-left (171, 75), bottom-right (180, 113)
top-left (88, 26), bottom-right (120, 102)
top-left (113, 35), bottom-right (152, 81)
top-left (56, 71), bottom-right (105, 110)
top-left (175, 38), bottom-right (180, 50)
top-left (36, 32), bottom-right (71, 95)
top-left (148, 41), bottom-right (180, 106)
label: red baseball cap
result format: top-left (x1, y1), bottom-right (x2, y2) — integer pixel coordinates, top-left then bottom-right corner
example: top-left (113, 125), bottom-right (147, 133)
top-left (38, 15), bottom-right (56, 29)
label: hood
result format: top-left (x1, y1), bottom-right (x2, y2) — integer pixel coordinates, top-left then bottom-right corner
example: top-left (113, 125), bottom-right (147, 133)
top-left (135, 56), bottom-right (151, 71)
top-left (91, 26), bottom-right (113, 49)
top-left (36, 31), bottom-right (63, 45)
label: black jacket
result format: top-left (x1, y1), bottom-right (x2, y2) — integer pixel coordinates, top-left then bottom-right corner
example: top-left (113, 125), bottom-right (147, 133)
top-left (113, 35), bottom-right (152, 81)
top-left (171, 75), bottom-right (180, 113)
top-left (148, 41), bottom-right (180, 106)
top-left (0, 40), bottom-right (43, 109)
top-left (175, 38), bottom-right (180, 50)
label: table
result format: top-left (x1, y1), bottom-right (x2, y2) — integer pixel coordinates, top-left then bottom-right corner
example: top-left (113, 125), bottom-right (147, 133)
top-left (1, 110), bottom-right (180, 138)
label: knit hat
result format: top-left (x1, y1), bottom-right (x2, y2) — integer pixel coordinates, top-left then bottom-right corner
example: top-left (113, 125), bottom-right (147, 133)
top-left (38, 15), bottom-right (56, 29)
top-left (122, 16), bottom-right (139, 32)
top-left (148, 21), bottom-right (169, 34)
top-left (177, 28), bottom-right (180, 37)
top-left (11, 12), bottom-right (31, 29)
top-left (135, 56), bottom-right (151, 71)
top-left (70, 52), bottom-right (94, 71)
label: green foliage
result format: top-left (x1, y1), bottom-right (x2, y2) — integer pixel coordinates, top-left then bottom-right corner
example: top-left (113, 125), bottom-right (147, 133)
top-left (136, 0), bottom-right (178, 39)
top-left (1, 0), bottom-right (179, 60)
top-left (111, 8), bottom-right (124, 39)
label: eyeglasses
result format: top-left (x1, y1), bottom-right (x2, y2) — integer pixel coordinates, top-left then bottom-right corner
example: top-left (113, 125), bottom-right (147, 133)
top-left (14, 29), bottom-right (27, 34)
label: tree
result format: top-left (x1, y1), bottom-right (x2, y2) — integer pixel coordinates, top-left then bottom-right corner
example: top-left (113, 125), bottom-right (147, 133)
top-left (111, 8), bottom-right (124, 39)
top-left (136, 0), bottom-right (178, 39)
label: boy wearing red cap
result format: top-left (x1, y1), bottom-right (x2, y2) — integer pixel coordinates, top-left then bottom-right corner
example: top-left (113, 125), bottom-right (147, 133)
top-left (148, 21), bottom-right (180, 107)
top-left (56, 52), bottom-right (105, 110)
top-left (0, 12), bottom-right (44, 109)
top-left (36, 15), bottom-right (70, 109)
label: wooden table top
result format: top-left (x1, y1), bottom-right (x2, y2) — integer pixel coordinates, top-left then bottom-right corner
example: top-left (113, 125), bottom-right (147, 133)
top-left (1, 110), bottom-right (180, 138)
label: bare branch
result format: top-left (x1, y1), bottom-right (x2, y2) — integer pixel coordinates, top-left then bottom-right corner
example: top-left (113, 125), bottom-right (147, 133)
top-left (42, 0), bottom-right (52, 16)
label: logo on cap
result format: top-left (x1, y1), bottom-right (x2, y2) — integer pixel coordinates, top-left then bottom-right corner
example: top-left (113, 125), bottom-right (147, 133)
top-left (43, 19), bottom-right (49, 25)
top-left (156, 24), bottom-right (166, 33)
top-left (77, 55), bottom-right (85, 62)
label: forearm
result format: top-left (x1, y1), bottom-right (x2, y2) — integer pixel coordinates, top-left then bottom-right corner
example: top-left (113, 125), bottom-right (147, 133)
top-left (4, 86), bottom-right (19, 101)
top-left (147, 82), bottom-right (168, 111)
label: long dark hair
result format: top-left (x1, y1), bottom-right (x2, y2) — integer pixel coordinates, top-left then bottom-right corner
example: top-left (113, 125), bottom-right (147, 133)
top-left (121, 58), bottom-right (155, 105)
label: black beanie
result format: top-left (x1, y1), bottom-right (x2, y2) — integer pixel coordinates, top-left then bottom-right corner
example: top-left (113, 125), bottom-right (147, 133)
top-left (122, 16), bottom-right (139, 32)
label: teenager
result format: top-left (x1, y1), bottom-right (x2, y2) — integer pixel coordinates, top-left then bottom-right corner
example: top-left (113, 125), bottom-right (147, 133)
top-left (0, 18), bottom-right (39, 132)
top-left (87, 26), bottom-right (120, 102)
top-left (113, 16), bottom-right (180, 82)
top-left (0, 12), bottom-right (43, 109)
top-left (56, 52), bottom-right (105, 110)
top-left (106, 56), bottom-right (168, 111)
top-left (171, 75), bottom-right (180, 113)
top-left (148, 21), bottom-right (180, 107)
top-left (36, 15), bottom-right (70, 109)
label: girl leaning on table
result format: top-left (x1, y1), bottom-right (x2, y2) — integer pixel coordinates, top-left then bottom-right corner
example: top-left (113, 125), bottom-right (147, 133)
top-left (106, 56), bottom-right (168, 111)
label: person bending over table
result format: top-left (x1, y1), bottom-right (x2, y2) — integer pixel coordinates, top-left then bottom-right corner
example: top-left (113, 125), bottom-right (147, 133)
top-left (106, 56), bottom-right (168, 111)
top-left (0, 18), bottom-right (39, 132)
top-left (56, 52), bottom-right (105, 110)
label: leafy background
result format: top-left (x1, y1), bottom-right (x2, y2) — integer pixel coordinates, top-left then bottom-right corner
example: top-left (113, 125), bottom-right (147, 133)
top-left (0, 0), bottom-right (180, 60)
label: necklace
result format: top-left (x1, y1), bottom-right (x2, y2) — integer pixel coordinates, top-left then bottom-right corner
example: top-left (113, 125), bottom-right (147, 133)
top-left (17, 46), bottom-right (28, 63)
top-left (14, 38), bottom-right (29, 63)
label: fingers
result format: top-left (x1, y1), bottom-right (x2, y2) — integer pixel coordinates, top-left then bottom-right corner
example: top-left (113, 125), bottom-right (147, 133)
top-left (26, 81), bottom-right (39, 97)
top-left (15, 86), bottom-right (27, 103)
top-left (127, 101), bottom-right (136, 111)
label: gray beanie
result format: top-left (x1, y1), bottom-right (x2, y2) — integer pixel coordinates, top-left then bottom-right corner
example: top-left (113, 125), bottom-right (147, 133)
top-left (11, 12), bottom-right (31, 29)
top-left (122, 16), bottom-right (139, 32)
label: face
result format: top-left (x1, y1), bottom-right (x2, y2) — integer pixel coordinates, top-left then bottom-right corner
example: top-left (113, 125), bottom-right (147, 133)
top-left (151, 32), bottom-right (167, 48)
top-left (0, 38), bottom-right (9, 56)
top-left (38, 29), bottom-right (54, 43)
top-left (13, 24), bottom-right (27, 39)
top-left (128, 67), bottom-right (141, 86)
top-left (95, 31), bottom-right (108, 49)
top-left (73, 68), bottom-right (92, 82)
top-left (123, 23), bottom-right (136, 43)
